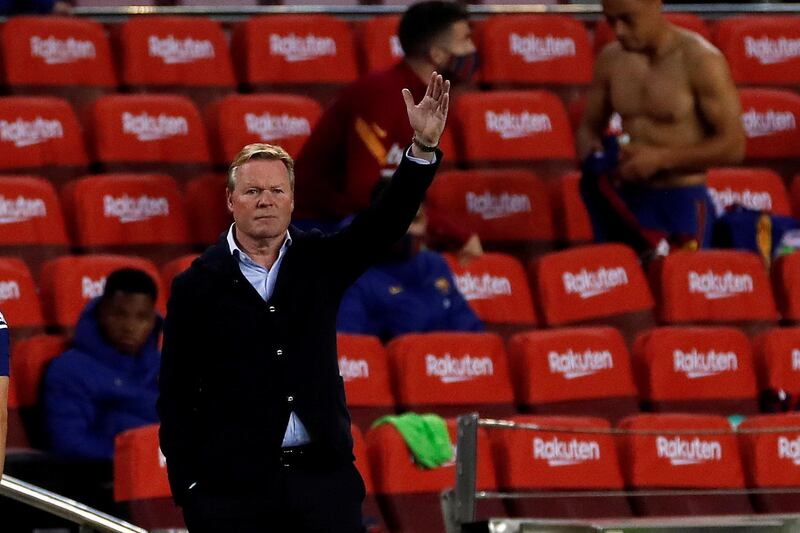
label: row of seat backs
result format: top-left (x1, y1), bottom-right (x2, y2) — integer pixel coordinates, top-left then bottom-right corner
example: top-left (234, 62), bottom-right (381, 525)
top-left (9, 15), bottom-right (800, 91)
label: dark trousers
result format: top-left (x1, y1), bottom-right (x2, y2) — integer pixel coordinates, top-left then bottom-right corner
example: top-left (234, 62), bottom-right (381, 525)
top-left (181, 460), bottom-right (366, 533)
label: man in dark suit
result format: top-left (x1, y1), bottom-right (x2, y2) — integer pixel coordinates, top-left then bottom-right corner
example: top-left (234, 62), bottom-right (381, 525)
top-left (158, 73), bottom-right (450, 532)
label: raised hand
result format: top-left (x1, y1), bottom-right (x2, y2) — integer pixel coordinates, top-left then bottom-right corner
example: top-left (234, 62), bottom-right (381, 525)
top-left (402, 72), bottom-right (450, 148)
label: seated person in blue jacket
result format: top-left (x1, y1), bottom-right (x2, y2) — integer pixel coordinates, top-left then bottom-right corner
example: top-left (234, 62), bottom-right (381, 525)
top-left (43, 268), bottom-right (160, 461)
top-left (337, 180), bottom-right (483, 341)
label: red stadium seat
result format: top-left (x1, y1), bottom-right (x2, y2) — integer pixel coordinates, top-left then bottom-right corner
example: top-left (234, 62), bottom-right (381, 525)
top-left (232, 15), bottom-right (359, 104)
top-left (753, 327), bottom-right (800, 399)
top-left (0, 176), bottom-right (70, 279)
top-left (89, 94), bottom-right (211, 182)
top-left (40, 255), bottom-right (163, 330)
top-left (161, 254), bottom-right (198, 304)
top-left (426, 169), bottom-right (555, 260)
top-left (532, 244), bottom-right (655, 344)
top-left (452, 90), bottom-right (576, 178)
top-left (738, 89), bottom-right (800, 177)
top-left (386, 332), bottom-right (515, 419)
top-left (118, 16), bottom-right (235, 108)
top-left (594, 13), bottom-right (711, 54)
top-left (114, 424), bottom-right (184, 530)
top-left (773, 252), bottom-right (800, 323)
top-left (507, 328), bottom-right (638, 423)
top-left (366, 419), bottom-right (503, 533)
top-left (618, 413), bottom-right (752, 516)
top-left (715, 16), bottom-right (800, 86)
top-left (650, 250), bottom-right (778, 334)
top-left (632, 327), bottom-right (759, 415)
top-left (792, 175), bottom-right (800, 218)
top-left (5, 377), bottom-right (27, 450)
top-left (488, 415), bottom-right (631, 518)
top-left (206, 94), bottom-right (321, 164)
top-left (357, 16), bottom-right (402, 74)
top-left (0, 17), bottom-right (116, 116)
top-left (351, 424), bottom-right (387, 533)
top-left (738, 413), bottom-right (800, 512)
top-left (706, 167), bottom-right (792, 217)
top-left (0, 97), bottom-right (88, 185)
top-left (443, 252), bottom-right (537, 337)
top-left (549, 171), bottom-right (593, 244)
top-left (61, 174), bottom-right (191, 267)
top-left (337, 334), bottom-right (395, 432)
top-left (184, 174), bottom-right (230, 246)
top-left (0, 259), bottom-right (44, 340)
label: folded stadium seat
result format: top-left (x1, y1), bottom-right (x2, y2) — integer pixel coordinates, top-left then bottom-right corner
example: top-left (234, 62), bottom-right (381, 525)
top-left (60, 174), bottom-right (191, 267)
top-left (593, 13), bottom-right (711, 54)
top-left (337, 334), bottom-right (395, 432)
top-left (773, 252), bottom-right (800, 325)
top-left (9, 334), bottom-right (68, 449)
top-left (231, 15), bottom-right (359, 105)
top-left (479, 15), bottom-right (592, 104)
top-left (365, 419), bottom-right (504, 533)
top-left (737, 413), bottom-right (800, 512)
top-left (532, 244), bottom-right (655, 346)
top-left (632, 327), bottom-right (759, 415)
top-left (74, 0), bottom-right (157, 5)
top-left (6, 378), bottom-right (28, 450)
top-left (205, 94), bottom-right (322, 166)
top-left (753, 328), bottom-right (800, 407)
top-left (488, 415), bottom-right (631, 518)
top-left (738, 89), bottom-right (800, 180)
top-left (706, 167), bottom-right (792, 217)
top-left (0, 17), bottom-right (116, 120)
top-left (89, 94), bottom-right (211, 183)
top-left (39, 255), bottom-right (164, 331)
top-left (386, 332), bottom-right (515, 419)
top-left (184, 174), bottom-right (231, 246)
top-left (351, 424), bottom-right (387, 533)
top-left (0, 176), bottom-right (70, 279)
top-left (507, 328), bottom-right (639, 423)
top-left (452, 90), bottom-right (576, 179)
top-left (549, 171), bottom-right (593, 245)
top-left (426, 169), bottom-right (555, 262)
top-left (0, 259), bottom-right (44, 341)
top-left (618, 413), bottom-right (753, 516)
top-left (650, 250), bottom-right (779, 336)
top-left (715, 16), bottom-right (800, 87)
top-left (117, 17), bottom-right (236, 110)
top-left (114, 424), bottom-right (184, 530)
top-left (356, 16), bottom-right (402, 74)
top-left (0, 97), bottom-right (88, 187)
top-left (793, 175), bottom-right (800, 218)
top-left (442, 252), bottom-right (537, 339)
top-left (161, 254), bottom-right (198, 304)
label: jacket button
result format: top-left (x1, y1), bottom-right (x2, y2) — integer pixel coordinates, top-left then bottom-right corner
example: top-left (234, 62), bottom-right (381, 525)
top-left (269, 306), bottom-right (276, 312)
top-left (276, 349), bottom-right (283, 356)
top-left (287, 395), bottom-right (294, 403)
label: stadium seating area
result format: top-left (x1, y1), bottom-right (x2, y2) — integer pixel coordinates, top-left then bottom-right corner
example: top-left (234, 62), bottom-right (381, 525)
top-left (2, 8), bottom-right (800, 532)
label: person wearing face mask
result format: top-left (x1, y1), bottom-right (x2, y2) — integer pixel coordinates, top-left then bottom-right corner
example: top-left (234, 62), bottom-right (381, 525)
top-left (294, 1), bottom-right (477, 233)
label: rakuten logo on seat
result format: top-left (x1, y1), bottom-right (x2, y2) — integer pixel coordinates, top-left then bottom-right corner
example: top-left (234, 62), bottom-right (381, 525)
top-left (673, 349), bottom-right (739, 379)
top-left (148, 35), bottom-right (215, 64)
top-left (465, 191), bottom-right (531, 220)
top-left (453, 273), bottom-right (512, 301)
top-left (509, 33), bottom-right (576, 63)
top-left (389, 35), bottom-right (403, 58)
top-left (793, 349), bottom-right (800, 371)
top-left (687, 270), bottom-right (753, 300)
top-left (0, 281), bottom-right (20, 303)
top-left (742, 108), bottom-right (796, 138)
top-left (656, 436), bottom-right (722, 466)
top-left (0, 195), bottom-right (46, 224)
top-left (269, 34), bottom-right (337, 62)
top-left (30, 35), bottom-right (96, 64)
top-left (708, 187), bottom-right (773, 215)
top-left (0, 117), bottom-right (64, 147)
top-left (103, 194), bottom-right (170, 223)
top-left (81, 276), bottom-right (106, 299)
top-left (425, 353), bottom-right (494, 384)
top-left (244, 113), bottom-right (310, 142)
top-left (338, 356), bottom-right (369, 382)
top-left (485, 111), bottom-right (552, 140)
top-left (121, 112), bottom-right (189, 142)
top-left (548, 349), bottom-right (614, 379)
top-left (744, 36), bottom-right (800, 65)
top-left (778, 436), bottom-right (800, 466)
top-left (562, 267), bottom-right (628, 299)
top-left (532, 436), bottom-right (600, 467)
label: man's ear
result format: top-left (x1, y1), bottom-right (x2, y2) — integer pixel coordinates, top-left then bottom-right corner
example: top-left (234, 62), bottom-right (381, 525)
top-left (226, 188), bottom-right (234, 214)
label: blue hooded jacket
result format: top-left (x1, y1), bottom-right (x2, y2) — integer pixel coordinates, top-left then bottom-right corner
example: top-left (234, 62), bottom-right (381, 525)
top-left (42, 299), bottom-right (161, 460)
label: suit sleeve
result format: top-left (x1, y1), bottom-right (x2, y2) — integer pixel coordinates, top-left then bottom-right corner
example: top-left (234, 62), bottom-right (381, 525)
top-left (0, 313), bottom-right (8, 377)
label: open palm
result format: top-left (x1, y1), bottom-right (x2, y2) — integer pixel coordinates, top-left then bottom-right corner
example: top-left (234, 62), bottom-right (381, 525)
top-left (402, 72), bottom-right (450, 146)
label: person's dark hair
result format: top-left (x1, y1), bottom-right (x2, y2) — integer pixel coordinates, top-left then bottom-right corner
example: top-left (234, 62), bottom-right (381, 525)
top-left (398, 1), bottom-right (469, 60)
top-left (101, 268), bottom-right (158, 303)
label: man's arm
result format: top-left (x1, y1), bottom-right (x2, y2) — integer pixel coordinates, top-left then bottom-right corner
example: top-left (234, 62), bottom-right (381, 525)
top-left (577, 47), bottom-right (614, 161)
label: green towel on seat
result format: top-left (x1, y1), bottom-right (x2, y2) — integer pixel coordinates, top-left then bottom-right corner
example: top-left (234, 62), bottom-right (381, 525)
top-left (372, 413), bottom-right (454, 469)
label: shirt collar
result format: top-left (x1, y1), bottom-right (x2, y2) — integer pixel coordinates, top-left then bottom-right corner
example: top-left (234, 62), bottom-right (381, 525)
top-left (227, 223), bottom-right (292, 260)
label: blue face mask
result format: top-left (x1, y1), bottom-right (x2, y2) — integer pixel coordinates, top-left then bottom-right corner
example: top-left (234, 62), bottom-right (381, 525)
top-left (440, 50), bottom-right (479, 84)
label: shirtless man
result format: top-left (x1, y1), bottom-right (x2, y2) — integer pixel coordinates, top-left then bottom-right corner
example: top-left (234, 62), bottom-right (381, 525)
top-left (577, 0), bottom-right (745, 252)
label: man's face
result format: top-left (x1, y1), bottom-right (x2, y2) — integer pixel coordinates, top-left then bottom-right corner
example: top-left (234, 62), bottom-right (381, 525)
top-left (227, 159), bottom-right (294, 242)
top-left (432, 20), bottom-right (476, 64)
top-left (98, 292), bottom-right (157, 356)
top-left (602, 0), bottom-right (663, 52)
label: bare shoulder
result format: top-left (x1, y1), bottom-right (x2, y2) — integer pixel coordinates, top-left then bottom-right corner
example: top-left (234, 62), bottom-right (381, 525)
top-left (594, 40), bottom-right (627, 75)
top-left (678, 28), bottom-right (727, 70)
